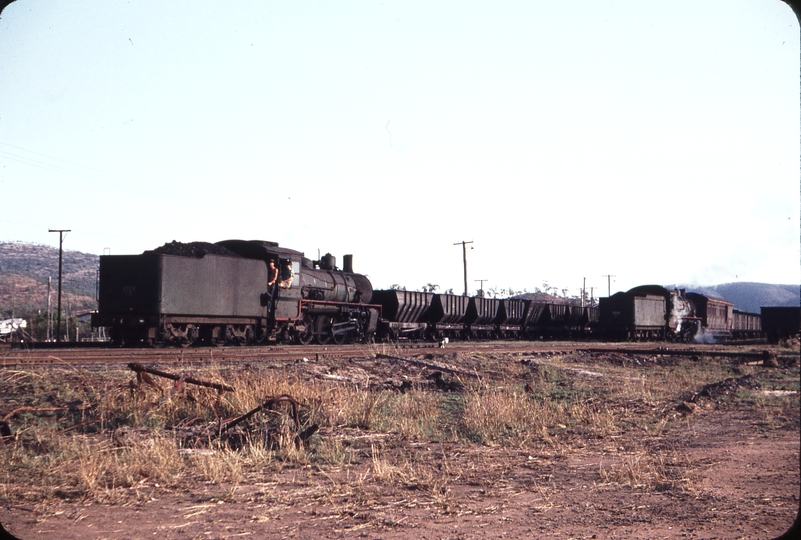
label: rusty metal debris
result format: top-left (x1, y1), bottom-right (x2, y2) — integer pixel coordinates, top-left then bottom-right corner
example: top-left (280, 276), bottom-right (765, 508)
top-left (123, 365), bottom-right (315, 450)
top-left (2, 406), bottom-right (71, 422)
top-left (148, 393), bottom-right (319, 451)
top-left (128, 363), bottom-right (235, 392)
top-left (215, 394), bottom-right (318, 449)
top-left (220, 394), bottom-right (300, 433)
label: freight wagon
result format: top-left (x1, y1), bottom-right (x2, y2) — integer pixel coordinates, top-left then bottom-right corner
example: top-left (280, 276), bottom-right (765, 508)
top-left (761, 306), bottom-right (801, 341)
top-left (732, 309), bottom-right (761, 339)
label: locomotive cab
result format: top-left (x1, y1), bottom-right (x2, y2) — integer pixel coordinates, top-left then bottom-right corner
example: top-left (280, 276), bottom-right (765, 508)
top-left (270, 258), bottom-right (302, 320)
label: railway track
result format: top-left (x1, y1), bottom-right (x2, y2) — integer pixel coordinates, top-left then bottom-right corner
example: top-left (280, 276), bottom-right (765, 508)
top-left (1, 341), bottom-right (793, 367)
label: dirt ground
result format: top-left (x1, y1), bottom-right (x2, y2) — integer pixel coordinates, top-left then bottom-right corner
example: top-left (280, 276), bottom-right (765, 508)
top-left (1, 346), bottom-right (799, 539)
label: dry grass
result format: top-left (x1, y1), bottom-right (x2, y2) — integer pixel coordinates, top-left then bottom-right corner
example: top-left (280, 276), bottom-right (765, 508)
top-left (597, 443), bottom-right (699, 493)
top-left (0, 351), bottom-right (797, 507)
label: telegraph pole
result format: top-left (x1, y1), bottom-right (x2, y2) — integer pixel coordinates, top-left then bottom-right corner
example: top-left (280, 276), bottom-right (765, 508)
top-left (46, 277), bottom-right (52, 341)
top-left (475, 279), bottom-right (487, 297)
top-left (582, 277), bottom-right (586, 308)
top-left (453, 240), bottom-right (473, 296)
top-left (49, 229), bottom-right (71, 343)
top-left (602, 274), bottom-right (616, 297)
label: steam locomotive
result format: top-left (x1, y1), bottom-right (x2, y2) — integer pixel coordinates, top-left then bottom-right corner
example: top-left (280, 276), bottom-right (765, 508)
top-left (91, 240), bottom-right (763, 346)
top-left (92, 240), bottom-right (377, 346)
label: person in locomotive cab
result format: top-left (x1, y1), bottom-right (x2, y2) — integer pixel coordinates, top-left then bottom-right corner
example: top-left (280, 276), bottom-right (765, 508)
top-left (278, 261), bottom-right (294, 289)
top-left (267, 260), bottom-right (279, 288)
top-left (262, 259), bottom-right (281, 314)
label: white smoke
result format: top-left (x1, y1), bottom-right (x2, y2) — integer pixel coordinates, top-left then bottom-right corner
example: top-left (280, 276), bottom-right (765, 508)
top-left (693, 326), bottom-right (717, 344)
top-left (669, 290), bottom-right (695, 337)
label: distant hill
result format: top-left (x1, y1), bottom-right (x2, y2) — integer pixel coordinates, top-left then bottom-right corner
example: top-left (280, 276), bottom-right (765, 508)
top-left (0, 242), bottom-right (98, 318)
top-left (671, 282), bottom-right (800, 314)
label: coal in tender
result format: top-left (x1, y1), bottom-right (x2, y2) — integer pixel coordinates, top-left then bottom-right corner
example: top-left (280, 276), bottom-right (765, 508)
top-left (151, 241), bottom-right (241, 258)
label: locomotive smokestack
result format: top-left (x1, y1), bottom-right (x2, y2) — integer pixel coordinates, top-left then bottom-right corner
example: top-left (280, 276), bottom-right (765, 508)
top-left (343, 254), bottom-right (353, 273)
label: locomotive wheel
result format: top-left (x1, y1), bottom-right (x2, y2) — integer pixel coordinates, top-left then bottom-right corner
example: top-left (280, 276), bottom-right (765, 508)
top-left (296, 315), bottom-right (314, 345)
top-left (332, 326), bottom-right (349, 345)
top-left (110, 328), bottom-right (124, 347)
top-left (208, 326), bottom-right (223, 347)
top-left (315, 315), bottom-right (332, 345)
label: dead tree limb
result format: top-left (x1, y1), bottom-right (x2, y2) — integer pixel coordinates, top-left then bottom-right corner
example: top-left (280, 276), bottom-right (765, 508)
top-left (128, 363), bottom-right (235, 392)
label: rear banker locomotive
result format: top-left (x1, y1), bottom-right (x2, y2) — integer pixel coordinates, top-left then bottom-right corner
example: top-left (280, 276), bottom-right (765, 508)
top-left (92, 240), bottom-right (378, 346)
top-left (598, 285), bottom-right (734, 342)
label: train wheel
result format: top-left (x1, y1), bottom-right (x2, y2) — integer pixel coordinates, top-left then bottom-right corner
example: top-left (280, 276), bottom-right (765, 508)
top-left (208, 326), bottom-right (223, 347)
top-left (180, 326), bottom-right (198, 347)
top-left (110, 328), bottom-right (124, 347)
top-left (332, 327), bottom-right (349, 345)
top-left (315, 315), bottom-right (332, 345)
top-left (296, 315), bottom-right (314, 345)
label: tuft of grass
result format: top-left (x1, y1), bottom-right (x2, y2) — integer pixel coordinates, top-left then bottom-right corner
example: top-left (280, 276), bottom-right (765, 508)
top-left (598, 444), bottom-right (698, 494)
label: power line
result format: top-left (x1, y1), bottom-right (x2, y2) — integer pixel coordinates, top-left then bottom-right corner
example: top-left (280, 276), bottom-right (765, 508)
top-left (0, 149), bottom-right (108, 182)
top-left (0, 141), bottom-right (116, 175)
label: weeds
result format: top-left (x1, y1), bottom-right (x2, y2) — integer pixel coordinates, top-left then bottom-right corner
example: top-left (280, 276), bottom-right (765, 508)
top-left (598, 444), bottom-right (698, 494)
top-left (0, 352), bottom-right (797, 506)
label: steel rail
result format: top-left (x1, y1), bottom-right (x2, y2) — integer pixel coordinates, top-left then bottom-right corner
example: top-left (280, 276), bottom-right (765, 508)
top-left (1, 341), bottom-right (793, 367)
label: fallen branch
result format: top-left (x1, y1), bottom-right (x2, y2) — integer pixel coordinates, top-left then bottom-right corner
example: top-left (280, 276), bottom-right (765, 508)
top-left (128, 363), bottom-right (235, 392)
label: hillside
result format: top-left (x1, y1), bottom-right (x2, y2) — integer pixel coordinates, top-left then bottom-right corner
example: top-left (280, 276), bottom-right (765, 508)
top-left (0, 242), bottom-right (98, 318)
top-left (677, 283), bottom-right (800, 313)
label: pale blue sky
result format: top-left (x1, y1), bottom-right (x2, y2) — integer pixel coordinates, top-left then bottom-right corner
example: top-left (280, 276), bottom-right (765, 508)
top-left (1, 0), bottom-right (798, 296)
